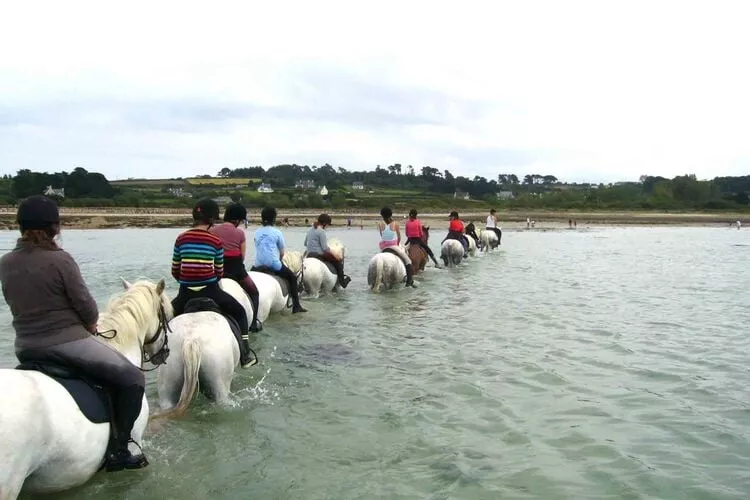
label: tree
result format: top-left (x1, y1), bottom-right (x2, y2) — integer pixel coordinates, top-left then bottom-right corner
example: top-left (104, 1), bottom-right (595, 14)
top-left (218, 167), bottom-right (231, 178)
top-left (543, 175), bottom-right (558, 184)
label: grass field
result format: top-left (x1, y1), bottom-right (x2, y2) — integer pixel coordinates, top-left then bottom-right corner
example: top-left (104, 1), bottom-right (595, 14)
top-left (186, 177), bottom-right (261, 185)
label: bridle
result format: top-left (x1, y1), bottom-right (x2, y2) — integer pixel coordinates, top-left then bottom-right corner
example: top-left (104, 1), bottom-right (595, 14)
top-left (140, 302), bottom-right (172, 371)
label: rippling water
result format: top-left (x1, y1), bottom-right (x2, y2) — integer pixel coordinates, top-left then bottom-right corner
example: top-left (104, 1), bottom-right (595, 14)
top-left (2, 226), bottom-right (749, 499)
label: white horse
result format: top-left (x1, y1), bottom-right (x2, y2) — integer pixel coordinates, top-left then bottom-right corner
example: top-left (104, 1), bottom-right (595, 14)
top-left (441, 239), bottom-right (465, 267)
top-left (153, 278), bottom-right (255, 416)
top-left (465, 233), bottom-right (478, 256)
top-left (248, 269), bottom-right (295, 318)
top-left (283, 238), bottom-right (346, 299)
top-left (0, 279), bottom-right (172, 500)
top-left (367, 250), bottom-right (408, 292)
top-left (479, 229), bottom-right (500, 252)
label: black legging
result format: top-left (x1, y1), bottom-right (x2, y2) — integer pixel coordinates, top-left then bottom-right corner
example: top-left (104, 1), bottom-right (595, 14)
top-left (224, 256), bottom-right (261, 328)
top-left (405, 237), bottom-right (438, 263)
top-left (487, 227), bottom-right (502, 242)
top-left (442, 231), bottom-right (469, 252)
top-left (251, 264), bottom-right (303, 308)
top-left (17, 335), bottom-right (145, 444)
top-left (306, 252), bottom-right (346, 284)
top-left (172, 282), bottom-right (249, 336)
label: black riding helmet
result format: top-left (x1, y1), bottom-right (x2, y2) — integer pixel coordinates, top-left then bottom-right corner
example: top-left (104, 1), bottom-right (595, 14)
top-left (409, 209), bottom-right (418, 218)
top-left (449, 211), bottom-right (459, 219)
top-left (224, 202), bottom-right (247, 222)
top-left (17, 195), bottom-right (60, 232)
top-left (193, 198), bottom-right (220, 225)
top-left (380, 207), bottom-right (392, 220)
top-left (317, 213), bottom-right (332, 226)
top-left (261, 206), bottom-right (277, 225)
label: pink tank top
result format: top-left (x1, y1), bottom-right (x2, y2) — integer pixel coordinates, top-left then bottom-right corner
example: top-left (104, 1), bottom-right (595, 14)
top-left (405, 219), bottom-right (423, 238)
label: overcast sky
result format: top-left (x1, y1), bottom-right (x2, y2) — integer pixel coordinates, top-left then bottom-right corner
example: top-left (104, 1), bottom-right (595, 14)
top-left (1, 1), bottom-right (749, 183)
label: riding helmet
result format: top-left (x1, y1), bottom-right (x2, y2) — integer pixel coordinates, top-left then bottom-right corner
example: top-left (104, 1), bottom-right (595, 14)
top-left (317, 213), bottom-right (332, 226)
top-left (380, 207), bottom-right (392, 219)
top-left (449, 211), bottom-right (459, 219)
top-left (17, 195), bottom-right (60, 231)
top-left (261, 206), bottom-right (277, 225)
top-left (409, 209), bottom-right (418, 218)
top-left (192, 198), bottom-right (220, 224)
top-left (224, 202), bottom-right (247, 222)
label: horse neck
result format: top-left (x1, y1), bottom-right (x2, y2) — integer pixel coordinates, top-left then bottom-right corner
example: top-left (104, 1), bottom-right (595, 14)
top-left (97, 297), bottom-right (153, 367)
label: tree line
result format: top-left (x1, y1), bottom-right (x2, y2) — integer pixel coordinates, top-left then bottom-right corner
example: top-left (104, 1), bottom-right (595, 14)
top-left (0, 165), bottom-right (748, 211)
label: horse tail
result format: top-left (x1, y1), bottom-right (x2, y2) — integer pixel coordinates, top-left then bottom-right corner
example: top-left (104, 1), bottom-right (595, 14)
top-left (481, 231), bottom-right (490, 252)
top-left (150, 337), bottom-right (201, 421)
top-left (369, 256), bottom-right (384, 293)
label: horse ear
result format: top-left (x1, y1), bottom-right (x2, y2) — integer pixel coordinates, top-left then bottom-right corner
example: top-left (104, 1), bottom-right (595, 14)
top-left (156, 278), bottom-right (166, 295)
top-left (121, 277), bottom-right (132, 289)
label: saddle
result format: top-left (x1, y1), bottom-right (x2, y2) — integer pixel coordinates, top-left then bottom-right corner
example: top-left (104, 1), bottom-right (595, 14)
top-left (15, 361), bottom-right (110, 424)
top-left (308, 254), bottom-right (337, 275)
top-left (184, 297), bottom-right (242, 340)
top-left (251, 266), bottom-right (290, 297)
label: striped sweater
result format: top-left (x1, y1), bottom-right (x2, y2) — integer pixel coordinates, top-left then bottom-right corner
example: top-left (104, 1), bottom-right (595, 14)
top-left (171, 229), bottom-right (224, 286)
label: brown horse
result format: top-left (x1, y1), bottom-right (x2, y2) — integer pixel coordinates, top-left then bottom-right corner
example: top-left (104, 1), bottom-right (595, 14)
top-left (406, 226), bottom-right (431, 274)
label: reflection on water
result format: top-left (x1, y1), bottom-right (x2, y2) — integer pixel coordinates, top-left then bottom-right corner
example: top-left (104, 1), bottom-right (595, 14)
top-left (1, 226), bottom-right (749, 499)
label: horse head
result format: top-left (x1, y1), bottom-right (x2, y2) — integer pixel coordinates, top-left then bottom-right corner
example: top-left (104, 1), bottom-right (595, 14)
top-left (422, 225), bottom-right (430, 242)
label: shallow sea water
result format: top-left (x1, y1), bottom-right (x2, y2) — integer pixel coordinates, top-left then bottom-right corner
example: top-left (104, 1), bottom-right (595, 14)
top-left (1, 225), bottom-right (749, 499)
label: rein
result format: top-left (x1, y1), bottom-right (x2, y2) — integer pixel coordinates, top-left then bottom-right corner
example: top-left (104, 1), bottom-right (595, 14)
top-left (140, 302), bottom-right (172, 371)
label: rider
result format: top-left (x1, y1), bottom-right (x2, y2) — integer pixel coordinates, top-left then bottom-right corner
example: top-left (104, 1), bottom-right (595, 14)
top-left (0, 195), bottom-right (148, 472)
top-left (209, 202), bottom-right (263, 333)
top-left (251, 206), bottom-right (307, 313)
top-left (465, 222), bottom-right (480, 248)
top-left (304, 213), bottom-right (351, 288)
top-left (486, 208), bottom-right (502, 242)
top-left (378, 206), bottom-right (415, 287)
top-left (442, 211), bottom-right (470, 253)
top-left (404, 209), bottom-right (440, 267)
top-left (171, 198), bottom-right (255, 368)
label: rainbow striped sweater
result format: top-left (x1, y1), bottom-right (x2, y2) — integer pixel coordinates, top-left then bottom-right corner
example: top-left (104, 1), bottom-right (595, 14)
top-left (171, 229), bottom-right (224, 287)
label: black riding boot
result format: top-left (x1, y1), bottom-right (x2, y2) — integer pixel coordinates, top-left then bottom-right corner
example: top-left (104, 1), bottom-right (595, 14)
top-left (248, 293), bottom-right (262, 332)
top-left (106, 385), bottom-right (149, 472)
top-left (405, 263), bottom-right (415, 287)
top-left (334, 261), bottom-right (351, 288)
top-left (290, 286), bottom-right (307, 313)
top-left (239, 333), bottom-right (257, 368)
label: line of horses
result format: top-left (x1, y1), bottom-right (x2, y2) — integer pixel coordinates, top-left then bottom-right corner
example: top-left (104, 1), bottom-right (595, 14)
top-left (0, 225), bottom-right (501, 499)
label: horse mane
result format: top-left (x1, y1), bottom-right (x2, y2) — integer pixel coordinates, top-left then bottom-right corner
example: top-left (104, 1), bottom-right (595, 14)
top-left (283, 251), bottom-right (304, 274)
top-left (98, 280), bottom-right (166, 350)
top-left (328, 238), bottom-right (345, 260)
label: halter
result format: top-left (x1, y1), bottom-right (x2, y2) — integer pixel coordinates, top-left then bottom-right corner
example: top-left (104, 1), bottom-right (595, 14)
top-left (140, 302), bottom-right (172, 370)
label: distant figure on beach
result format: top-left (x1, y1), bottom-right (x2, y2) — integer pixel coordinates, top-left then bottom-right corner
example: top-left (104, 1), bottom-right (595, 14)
top-left (526, 217), bottom-right (530, 229)
top-left (282, 217), bottom-right (290, 227)
top-left (347, 218), bottom-right (352, 229)
top-left (737, 220), bottom-right (742, 230)
top-left (244, 218), bottom-right (248, 229)
top-left (360, 218), bottom-right (364, 230)
top-left (568, 219), bottom-right (572, 228)
top-left (304, 218), bottom-right (309, 226)
top-left (574, 220), bottom-right (577, 228)
top-left (531, 220), bottom-right (536, 228)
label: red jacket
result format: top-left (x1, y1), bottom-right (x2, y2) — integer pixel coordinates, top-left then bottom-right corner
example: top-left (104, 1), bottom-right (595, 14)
top-left (449, 219), bottom-right (464, 232)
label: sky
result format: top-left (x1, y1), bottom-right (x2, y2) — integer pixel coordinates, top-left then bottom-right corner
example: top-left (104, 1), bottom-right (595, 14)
top-left (1, 0), bottom-right (749, 184)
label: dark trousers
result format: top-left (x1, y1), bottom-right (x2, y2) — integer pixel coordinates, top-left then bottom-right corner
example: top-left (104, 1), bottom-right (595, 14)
top-left (172, 283), bottom-right (249, 336)
top-left (487, 227), bottom-right (502, 241)
top-left (251, 264), bottom-right (303, 308)
top-left (405, 237), bottom-right (438, 263)
top-left (307, 252), bottom-right (347, 284)
top-left (17, 336), bottom-right (145, 442)
top-left (224, 256), bottom-right (260, 327)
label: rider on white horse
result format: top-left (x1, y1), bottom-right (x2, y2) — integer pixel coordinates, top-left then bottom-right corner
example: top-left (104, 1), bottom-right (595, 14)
top-left (0, 195), bottom-right (149, 472)
top-left (486, 209), bottom-right (502, 242)
top-left (441, 211), bottom-right (470, 255)
top-left (304, 213), bottom-right (351, 288)
top-left (171, 198), bottom-right (255, 368)
top-left (378, 206), bottom-right (415, 287)
top-left (251, 206), bottom-right (307, 313)
top-left (210, 202), bottom-right (263, 332)
top-left (405, 208), bottom-right (440, 267)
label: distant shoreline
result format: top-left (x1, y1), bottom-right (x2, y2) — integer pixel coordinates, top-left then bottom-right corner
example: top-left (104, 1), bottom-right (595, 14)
top-left (0, 208), bottom-right (746, 230)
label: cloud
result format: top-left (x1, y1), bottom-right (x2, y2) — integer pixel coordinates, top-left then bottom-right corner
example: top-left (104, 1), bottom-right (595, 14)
top-left (1, 0), bottom-right (749, 182)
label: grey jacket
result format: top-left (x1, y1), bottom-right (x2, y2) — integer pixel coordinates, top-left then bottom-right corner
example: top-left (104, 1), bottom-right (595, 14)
top-left (0, 241), bottom-right (98, 351)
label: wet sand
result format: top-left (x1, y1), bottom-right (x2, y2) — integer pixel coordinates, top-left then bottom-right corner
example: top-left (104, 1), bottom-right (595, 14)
top-left (0, 208), bottom-right (746, 230)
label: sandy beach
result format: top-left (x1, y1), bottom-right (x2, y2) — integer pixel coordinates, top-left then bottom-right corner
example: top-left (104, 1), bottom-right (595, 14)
top-left (0, 207), bottom-right (746, 230)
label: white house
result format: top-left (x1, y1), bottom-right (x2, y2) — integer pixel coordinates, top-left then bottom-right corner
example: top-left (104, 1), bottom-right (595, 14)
top-left (453, 190), bottom-right (470, 200)
top-left (212, 196), bottom-right (233, 204)
top-left (44, 185), bottom-right (65, 198)
top-left (318, 185), bottom-right (329, 196)
top-left (496, 191), bottom-right (515, 200)
top-left (257, 183), bottom-right (274, 193)
top-left (352, 181), bottom-right (365, 190)
top-left (168, 187), bottom-right (192, 198)
top-left (295, 179), bottom-right (316, 189)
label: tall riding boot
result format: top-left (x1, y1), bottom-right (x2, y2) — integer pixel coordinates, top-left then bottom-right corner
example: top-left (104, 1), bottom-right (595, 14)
top-left (248, 292), bottom-right (262, 332)
top-left (291, 287), bottom-right (308, 313)
top-left (239, 333), bottom-right (257, 368)
top-left (106, 385), bottom-right (149, 472)
top-left (405, 263), bottom-right (415, 287)
top-left (335, 261), bottom-right (351, 288)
